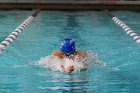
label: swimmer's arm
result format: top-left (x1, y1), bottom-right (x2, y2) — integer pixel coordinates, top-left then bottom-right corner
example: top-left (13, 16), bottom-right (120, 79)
top-left (50, 55), bottom-right (66, 71)
top-left (76, 50), bottom-right (86, 58)
top-left (79, 51), bottom-right (105, 66)
top-left (51, 52), bottom-right (67, 71)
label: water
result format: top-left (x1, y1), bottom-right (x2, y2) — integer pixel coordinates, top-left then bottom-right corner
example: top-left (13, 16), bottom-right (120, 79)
top-left (0, 10), bottom-right (140, 93)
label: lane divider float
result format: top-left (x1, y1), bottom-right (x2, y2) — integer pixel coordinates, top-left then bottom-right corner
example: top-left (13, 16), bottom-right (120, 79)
top-left (104, 10), bottom-right (140, 45)
top-left (0, 9), bottom-right (40, 52)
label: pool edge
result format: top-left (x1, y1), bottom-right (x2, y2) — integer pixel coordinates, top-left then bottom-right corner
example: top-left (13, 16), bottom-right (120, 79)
top-left (0, 2), bottom-right (140, 11)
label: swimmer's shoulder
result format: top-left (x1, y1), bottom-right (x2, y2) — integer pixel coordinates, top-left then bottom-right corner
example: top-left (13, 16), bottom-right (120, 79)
top-left (75, 50), bottom-right (86, 57)
top-left (51, 50), bottom-right (63, 58)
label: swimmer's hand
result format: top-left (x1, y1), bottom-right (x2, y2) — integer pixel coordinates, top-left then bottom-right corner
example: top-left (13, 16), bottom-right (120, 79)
top-left (61, 65), bottom-right (74, 73)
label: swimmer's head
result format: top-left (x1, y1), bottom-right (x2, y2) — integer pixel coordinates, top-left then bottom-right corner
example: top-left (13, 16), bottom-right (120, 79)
top-left (60, 38), bottom-right (75, 54)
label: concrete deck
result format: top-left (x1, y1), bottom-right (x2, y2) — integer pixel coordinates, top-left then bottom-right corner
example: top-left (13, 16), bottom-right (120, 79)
top-left (0, 1), bottom-right (140, 10)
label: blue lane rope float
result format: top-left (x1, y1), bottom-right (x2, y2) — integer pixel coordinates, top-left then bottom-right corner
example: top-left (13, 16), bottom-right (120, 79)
top-left (105, 10), bottom-right (140, 45)
top-left (0, 9), bottom-right (40, 52)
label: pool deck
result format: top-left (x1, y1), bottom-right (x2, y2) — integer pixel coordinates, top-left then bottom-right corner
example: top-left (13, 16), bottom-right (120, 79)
top-left (0, 1), bottom-right (140, 10)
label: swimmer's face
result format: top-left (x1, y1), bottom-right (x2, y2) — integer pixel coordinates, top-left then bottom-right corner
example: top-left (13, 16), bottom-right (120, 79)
top-left (63, 53), bottom-right (71, 56)
top-left (62, 52), bottom-right (76, 58)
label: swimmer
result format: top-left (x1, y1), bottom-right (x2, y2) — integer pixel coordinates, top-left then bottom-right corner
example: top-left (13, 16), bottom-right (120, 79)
top-left (51, 38), bottom-right (86, 73)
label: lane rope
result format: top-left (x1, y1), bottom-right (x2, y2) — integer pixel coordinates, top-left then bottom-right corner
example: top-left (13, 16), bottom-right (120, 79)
top-left (0, 9), bottom-right (40, 52)
top-left (104, 10), bottom-right (140, 45)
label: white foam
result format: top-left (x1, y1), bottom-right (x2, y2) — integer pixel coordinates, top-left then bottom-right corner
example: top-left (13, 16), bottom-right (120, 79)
top-left (36, 50), bottom-right (105, 72)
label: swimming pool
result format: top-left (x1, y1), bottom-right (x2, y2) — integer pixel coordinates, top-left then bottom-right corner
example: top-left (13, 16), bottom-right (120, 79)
top-left (0, 10), bottom-right (140, 93)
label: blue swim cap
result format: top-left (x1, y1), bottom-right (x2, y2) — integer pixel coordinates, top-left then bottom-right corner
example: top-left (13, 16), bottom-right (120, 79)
top-left (60, 38), bottom-right (75, 53)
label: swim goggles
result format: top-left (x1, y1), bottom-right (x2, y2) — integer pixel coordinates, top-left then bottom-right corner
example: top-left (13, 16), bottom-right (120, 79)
top-left (62, 52), bottom-right (76, 57)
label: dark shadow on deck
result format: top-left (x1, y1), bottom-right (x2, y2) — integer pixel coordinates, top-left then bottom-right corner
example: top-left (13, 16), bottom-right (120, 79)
top-left (0, 1), bottom-right (140, 10)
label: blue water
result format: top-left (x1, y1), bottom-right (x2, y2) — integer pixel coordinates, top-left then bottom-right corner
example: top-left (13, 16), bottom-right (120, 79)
top-left (0, 10), bottom-right (140, 93)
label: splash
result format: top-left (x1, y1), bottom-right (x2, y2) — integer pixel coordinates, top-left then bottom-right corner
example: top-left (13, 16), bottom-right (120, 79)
top-left (36, 50), bottom-right (106, 72)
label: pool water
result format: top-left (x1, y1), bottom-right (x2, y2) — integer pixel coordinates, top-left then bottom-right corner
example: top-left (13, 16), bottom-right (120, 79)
top-left (0, 10), bottom-right (140, 93)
